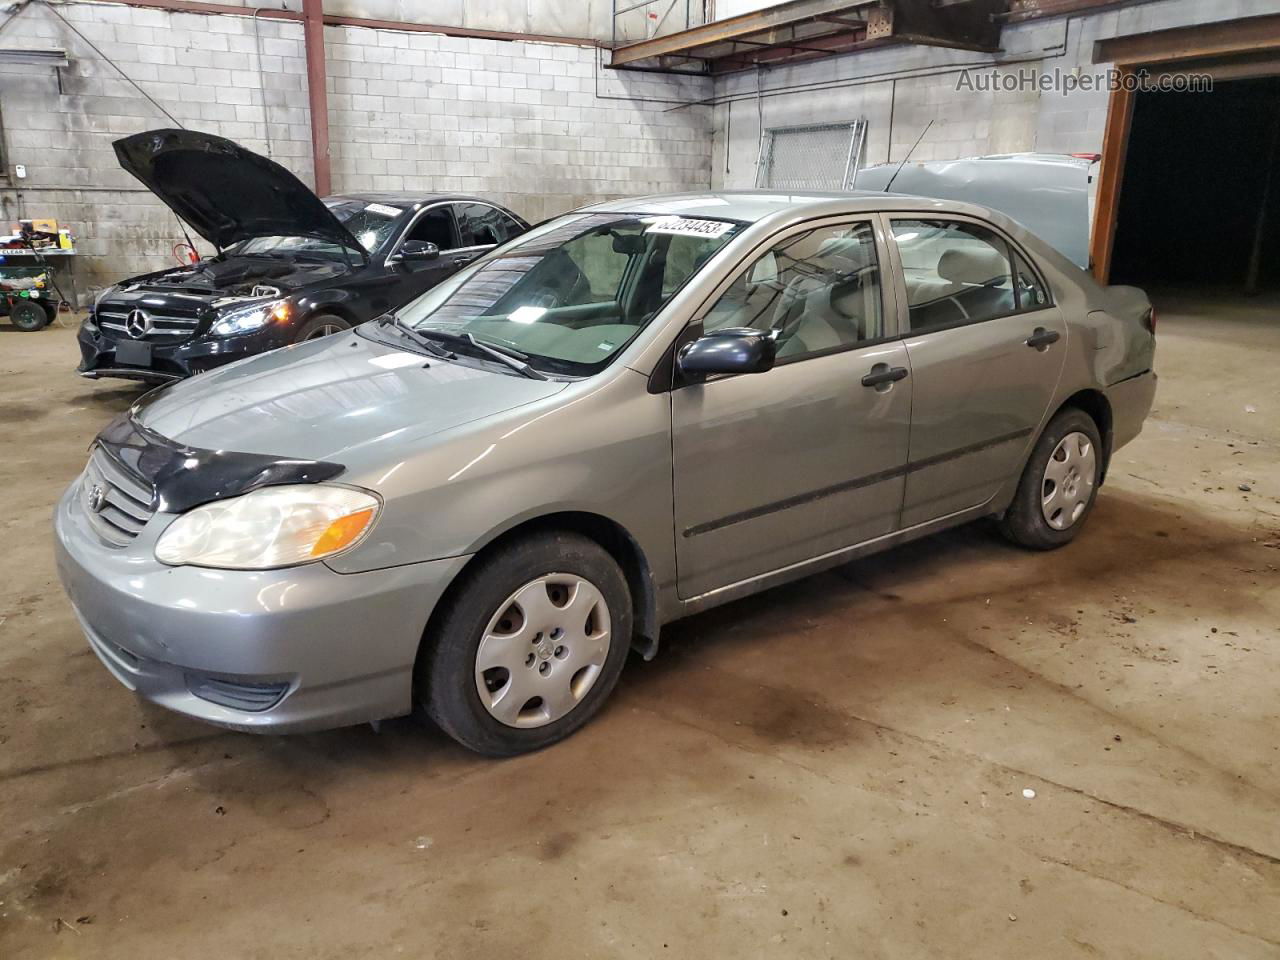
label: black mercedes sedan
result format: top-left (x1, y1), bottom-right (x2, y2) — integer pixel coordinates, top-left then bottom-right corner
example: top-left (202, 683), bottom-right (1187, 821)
top-left (79, 129), bottom-right (528, 384)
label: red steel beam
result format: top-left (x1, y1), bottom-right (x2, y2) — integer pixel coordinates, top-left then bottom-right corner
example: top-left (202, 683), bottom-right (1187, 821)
top-left (323, 14), bottom-right (601, 47)
top-left (99, 0), bottom-right (599, 45)
top-left (302, 0), bottom-right (331, 197)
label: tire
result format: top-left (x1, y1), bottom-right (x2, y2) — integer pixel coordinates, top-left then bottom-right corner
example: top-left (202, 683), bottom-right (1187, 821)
top-left (9, 300), bottom-right (49, 332)
top-left (293, 313), bottom-right (351, 343)
top-left (999, 407), bottom-right (1103, 550)
top-left (418, 531), bottom-right (632, 757)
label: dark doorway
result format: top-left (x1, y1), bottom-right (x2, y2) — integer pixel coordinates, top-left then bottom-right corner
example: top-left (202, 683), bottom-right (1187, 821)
top-left (1110, 76), bottom-right (1280, 292)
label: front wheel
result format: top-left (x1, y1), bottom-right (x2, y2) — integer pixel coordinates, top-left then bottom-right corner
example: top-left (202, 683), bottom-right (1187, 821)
top-left (999, 407), bottom-right (1103, 550)
top-left (293, 313), bottom-right (351, 342)
top-left (418, 531), bottom-right (632, 756)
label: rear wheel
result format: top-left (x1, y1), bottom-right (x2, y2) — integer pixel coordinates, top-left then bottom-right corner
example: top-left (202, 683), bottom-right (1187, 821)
top-left (9, 300), bottom-right (49, 332)
top-left (418, 531), bottom-right (632, 756)
top-left (293, 313), bottom-right (351, 342)
top-left (999, 407), bottom-right (1103, 550)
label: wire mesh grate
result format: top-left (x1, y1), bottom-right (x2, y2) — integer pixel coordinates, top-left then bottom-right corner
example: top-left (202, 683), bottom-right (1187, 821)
top-left (755, 120), bottom-right (868, 192)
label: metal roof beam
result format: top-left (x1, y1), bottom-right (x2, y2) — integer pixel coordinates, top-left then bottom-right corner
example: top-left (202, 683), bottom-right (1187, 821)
top-left (610, 0), bottom-right (875, 66)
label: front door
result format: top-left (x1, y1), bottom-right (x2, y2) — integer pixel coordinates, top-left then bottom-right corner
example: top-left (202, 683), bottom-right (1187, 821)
top-left (382, 204), bottom-right (466, 310)
top-left (887, 217), bottom-right (1068, 527)
top-left (671, 219), bottom-right (912, 599)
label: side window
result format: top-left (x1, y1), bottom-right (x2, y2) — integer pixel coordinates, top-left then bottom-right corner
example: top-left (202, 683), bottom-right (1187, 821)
top-left (456, 203), bottom-right (520, 248)
top-left (891, 219), bottom-right (1018, 331)
top-left (703, 222), bottom-right (883, 361)
top-left (1012, 250), bottom-right (1049, 309)
top-left (406, 207), bottom-right (456, 250)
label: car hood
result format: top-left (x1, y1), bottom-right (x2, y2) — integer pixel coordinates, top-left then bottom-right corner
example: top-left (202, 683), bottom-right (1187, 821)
top-left (114, 129), bottom-right (364, 253)
top-left (855, 153), bottom-right (1094, 268)
top-left (133, 331), bottom-right (568, 468)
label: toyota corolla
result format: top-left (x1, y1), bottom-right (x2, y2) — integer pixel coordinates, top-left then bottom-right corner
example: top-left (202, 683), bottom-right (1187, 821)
top-left (55, 191), bottom-right (1156, 756)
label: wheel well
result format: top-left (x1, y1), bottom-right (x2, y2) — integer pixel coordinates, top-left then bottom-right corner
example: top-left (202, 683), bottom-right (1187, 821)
top-left (303, 303), bottom-right (356, 327)
top-left (412, 512), bottom-right (659, 702)
top-left (1059, 389), bottom-right (1114, 479)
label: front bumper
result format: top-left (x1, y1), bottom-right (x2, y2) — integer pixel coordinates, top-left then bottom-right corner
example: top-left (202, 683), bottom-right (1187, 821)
top-left (53, 482), bottom-right (470, 733)
top-left (77, 321), bottom-right (294, 383)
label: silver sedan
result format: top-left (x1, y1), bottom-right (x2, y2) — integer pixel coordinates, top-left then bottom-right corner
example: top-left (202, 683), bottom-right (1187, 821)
top-left (55, 191), bottom-right (1157, 755)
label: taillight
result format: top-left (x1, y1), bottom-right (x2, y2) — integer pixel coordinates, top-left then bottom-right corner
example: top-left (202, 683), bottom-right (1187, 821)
top-left (1144, 308), bottom-right (1157, 334)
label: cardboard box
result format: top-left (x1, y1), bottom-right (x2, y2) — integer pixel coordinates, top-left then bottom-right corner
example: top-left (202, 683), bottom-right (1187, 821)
top-left (13, 219), bottom-right (58, 235)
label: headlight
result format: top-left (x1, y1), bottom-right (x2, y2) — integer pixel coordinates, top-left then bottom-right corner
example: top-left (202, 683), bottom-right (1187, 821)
top-left (155, 484), bottom-right (380, 569)
top-left (211, 299), bottom-right (290, 337)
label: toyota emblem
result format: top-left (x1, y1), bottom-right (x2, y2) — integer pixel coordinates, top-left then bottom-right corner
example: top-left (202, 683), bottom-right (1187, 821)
top-left (124, 308), bottom-right (151, 338)
top-left (87, 483), bottom-right (107, 513)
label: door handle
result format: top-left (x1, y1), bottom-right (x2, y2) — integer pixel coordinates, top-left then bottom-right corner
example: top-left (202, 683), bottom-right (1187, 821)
top-left (861, 365), bottom-right (909, 388)
top-left (1026, 327), bottom-right (1061, 349)
top-left (452, 256), bottom-right (475, 267)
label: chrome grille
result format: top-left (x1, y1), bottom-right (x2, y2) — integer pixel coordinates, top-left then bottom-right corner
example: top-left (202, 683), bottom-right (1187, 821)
top-left (81, 446), bottom-right (156, 546)
top-left (97, 307), bottom-right (202, 344)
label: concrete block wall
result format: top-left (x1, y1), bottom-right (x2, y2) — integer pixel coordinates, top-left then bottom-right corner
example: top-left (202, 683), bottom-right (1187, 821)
top-left (322, 26), bottom-right (712, 224)
top-left (711, 0), bottom-right (1280, 189)
top-left (0, 2), bottom-right (312, 293)
top-left (0, 2), bottom-right (712, 298)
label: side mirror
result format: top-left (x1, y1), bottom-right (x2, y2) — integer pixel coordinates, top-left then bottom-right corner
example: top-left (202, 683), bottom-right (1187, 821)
top-left (677, 327), bottom-right (776, 378)
top-left (392, 240), bottom-right (440, 263)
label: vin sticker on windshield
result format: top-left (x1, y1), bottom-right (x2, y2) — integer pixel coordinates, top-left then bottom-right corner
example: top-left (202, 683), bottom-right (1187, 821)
top-left (364, 202), bottom-right (402, 218)
top-left (645, 217), bottom-right (733, 239)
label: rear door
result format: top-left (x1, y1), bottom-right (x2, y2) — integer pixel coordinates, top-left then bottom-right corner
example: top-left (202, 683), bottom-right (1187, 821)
top-left (671, 218), bottom-right (912, 599)
top-left (886, 216), bottom-right (1067, 527)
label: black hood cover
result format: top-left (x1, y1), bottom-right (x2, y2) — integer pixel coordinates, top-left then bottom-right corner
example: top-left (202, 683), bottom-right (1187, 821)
top-left (114, 129), bottom-right (363, 252)
top-left (97, 400), bottom-right (344, 515)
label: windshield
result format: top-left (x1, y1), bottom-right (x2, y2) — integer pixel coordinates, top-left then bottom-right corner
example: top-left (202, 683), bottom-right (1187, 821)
top-left (233, 199), bottom-right (404, 257)
top-left (395, 212), bottom-right (744, 375)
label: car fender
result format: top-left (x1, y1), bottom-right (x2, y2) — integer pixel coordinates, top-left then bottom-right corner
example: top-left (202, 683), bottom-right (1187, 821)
top-left (325, 368), bottom-right (679, 620)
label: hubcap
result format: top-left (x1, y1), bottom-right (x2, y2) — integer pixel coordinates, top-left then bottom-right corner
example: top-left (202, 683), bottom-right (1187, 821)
top-left (474, 574), bottom-right (612, 729)
top-left (1041, 431), bottom-right (1097, 531)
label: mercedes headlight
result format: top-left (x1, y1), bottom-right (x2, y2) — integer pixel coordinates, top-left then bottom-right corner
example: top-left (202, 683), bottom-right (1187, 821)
top-left (155, 484), bottom-right (381, 569)
top-left (211, 299), bottom-right (290, 337)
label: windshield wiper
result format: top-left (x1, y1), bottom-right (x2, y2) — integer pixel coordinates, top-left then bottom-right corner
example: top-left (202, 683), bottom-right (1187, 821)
top-left (377, 313), bottom-right (454, 360)
top-left (409, 328), bottom-right (549, 381)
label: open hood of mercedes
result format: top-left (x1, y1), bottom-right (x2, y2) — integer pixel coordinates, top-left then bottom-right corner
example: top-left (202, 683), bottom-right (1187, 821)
top-left (114, 129), bottom-right (364, 253)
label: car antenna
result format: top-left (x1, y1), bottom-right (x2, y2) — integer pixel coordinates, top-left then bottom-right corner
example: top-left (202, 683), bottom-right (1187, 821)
top-left (884, 119), bottom-right (933, 194)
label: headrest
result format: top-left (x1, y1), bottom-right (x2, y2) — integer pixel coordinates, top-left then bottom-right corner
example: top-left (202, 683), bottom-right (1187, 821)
top-left (938, 247), bottom-right (1007, 286)
top-left (816, 236), bottom-right (872, 263)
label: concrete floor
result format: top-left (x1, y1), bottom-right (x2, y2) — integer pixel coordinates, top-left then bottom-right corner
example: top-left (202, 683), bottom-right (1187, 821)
top-left (1, 294), bottom-right (1277, 959)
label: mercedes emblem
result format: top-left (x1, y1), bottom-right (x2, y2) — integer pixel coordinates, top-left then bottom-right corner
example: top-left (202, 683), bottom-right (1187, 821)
top-left (124, 309), bottom-right (151, 339)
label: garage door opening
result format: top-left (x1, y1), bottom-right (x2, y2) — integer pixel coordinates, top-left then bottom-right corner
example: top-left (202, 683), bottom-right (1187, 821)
top-left (1109, 76), bottom-right (1280, 292)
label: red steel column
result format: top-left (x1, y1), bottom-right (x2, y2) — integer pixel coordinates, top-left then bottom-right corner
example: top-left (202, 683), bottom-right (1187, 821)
top-left (302, 0), bottom-right (332, 196)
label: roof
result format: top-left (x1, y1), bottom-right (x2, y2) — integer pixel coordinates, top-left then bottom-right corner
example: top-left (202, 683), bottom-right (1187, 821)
top-left (579, 189), bottom-right (952, 224)
top-left (324, 192), bottom-right (490, 209)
